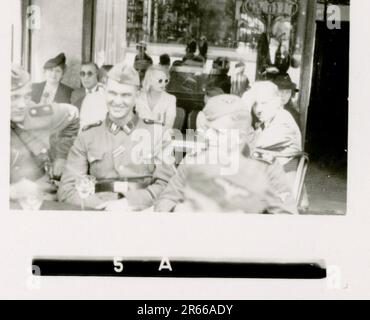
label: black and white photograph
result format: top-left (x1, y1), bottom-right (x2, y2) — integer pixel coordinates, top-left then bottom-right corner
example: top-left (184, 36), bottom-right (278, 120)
top-left (2, 0), bottom-right (370, 301)
top-left (9, 0), bottom-right (349, 215)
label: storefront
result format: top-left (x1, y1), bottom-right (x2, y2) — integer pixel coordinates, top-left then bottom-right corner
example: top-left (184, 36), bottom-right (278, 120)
top-left (11, 0), bottom-right (348, 138)
top-left (90, 0), bottom-right (311, 83)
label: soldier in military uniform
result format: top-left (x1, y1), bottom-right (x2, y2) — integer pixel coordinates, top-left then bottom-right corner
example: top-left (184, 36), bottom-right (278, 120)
top-left (154, 94), bottom-right (298, 214)
top-left (10, 66), bottom-right (80, 202)
top-left (57, 63), bottom-right (176, 211)
top-left (178, 153), bottom-right (294, 214)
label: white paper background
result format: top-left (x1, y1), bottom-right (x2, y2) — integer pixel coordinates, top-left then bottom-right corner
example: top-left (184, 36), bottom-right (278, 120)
top-left (1, 0), bottom-right (370, 299)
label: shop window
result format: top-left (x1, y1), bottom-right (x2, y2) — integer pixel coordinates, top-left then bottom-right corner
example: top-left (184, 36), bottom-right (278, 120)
top-left (127, 0), bottom-right (243, 48)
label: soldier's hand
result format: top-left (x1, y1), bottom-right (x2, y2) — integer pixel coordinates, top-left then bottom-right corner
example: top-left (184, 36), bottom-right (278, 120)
top-left (96, 199), bottom-right (131, 212)
top-left (52, 159), bottom-right (66, 179)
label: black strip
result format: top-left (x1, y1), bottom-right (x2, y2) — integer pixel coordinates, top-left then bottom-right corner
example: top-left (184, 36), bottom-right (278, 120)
top-left (82, 0), bottom-right (95, 62)
top-left (32, 258), bottom-right (326, 279)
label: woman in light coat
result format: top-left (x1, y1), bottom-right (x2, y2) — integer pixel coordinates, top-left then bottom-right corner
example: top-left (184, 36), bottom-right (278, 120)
top-left (136, 66), bottom-right (177, 129)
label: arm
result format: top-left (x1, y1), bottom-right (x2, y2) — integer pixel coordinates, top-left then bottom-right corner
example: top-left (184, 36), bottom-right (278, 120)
top-left (125, 161), bottom-right (177, 211)
top-left (256, 116), bottom-right (302, 155)
top-left (165, 96), bottom-right (177, 129)
top-left (51, 104), bottom-right (80, 160)
top-left (154, 164), bottom-right (187, 212)
top-left (57, 134), bottom-right (103, 208)
top-left (125, 135), bottom-right (177, 211)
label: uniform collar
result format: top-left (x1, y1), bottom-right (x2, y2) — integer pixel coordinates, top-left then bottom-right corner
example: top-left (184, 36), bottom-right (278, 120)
top-left (106, 113), bottom-right (139, 135)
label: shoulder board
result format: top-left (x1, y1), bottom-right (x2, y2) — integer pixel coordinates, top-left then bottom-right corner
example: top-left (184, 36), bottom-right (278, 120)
top-left (82, 120), bottom-right (103, 132)
top-left (251, 151), bottom-right (275, 165)
top-left (143, 119), bottom-right (165, 126)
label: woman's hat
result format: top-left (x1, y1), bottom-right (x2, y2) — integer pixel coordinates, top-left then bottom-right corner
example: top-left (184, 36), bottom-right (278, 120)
top-left (44, 53), bottom-right (66, 69)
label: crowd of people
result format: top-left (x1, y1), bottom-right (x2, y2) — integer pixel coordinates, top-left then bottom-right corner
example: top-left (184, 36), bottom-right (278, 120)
top-left (10, 40), bottom-right (305, 214)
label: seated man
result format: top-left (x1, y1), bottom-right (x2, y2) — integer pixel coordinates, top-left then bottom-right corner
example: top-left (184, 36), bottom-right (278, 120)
top-left (178, 152), bottom-right (292, 214)
top-left (58, 63), bottom-right (176, 211)
top-left (134, 41), bottom-right (153, 83)
top-left (267, 73), bottom-right (300, 127)
top-left (207, 57), bottom-right (232, 94)
top-left (72, 62), bottom-right (107, 129)
top-left (242, 81), bottom-right (302, 166)
top-left (71, 62), bottom-right (104, 109)
top-left (154, 94), bottom-right (297, 214)
top-left (10, 66), bottom-right (80, 203)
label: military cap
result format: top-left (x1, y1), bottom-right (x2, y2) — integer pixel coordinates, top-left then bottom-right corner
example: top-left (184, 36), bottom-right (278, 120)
top-left (184, 159), bottom-right (271, 213)
top-left (203, 94), bottom-right (248, 121)
top-left (107, 62), bottom-right (140, 87)
top-left (44, 53), bottom-right (66, 69)
top-left (204, 86), bottom-right (224, 98)
top-left (11, 65), bottom-right (31, 92)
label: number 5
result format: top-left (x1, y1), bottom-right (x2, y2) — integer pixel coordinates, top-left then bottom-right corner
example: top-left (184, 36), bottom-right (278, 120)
top-left (113, 257), bottom-right (124, 273)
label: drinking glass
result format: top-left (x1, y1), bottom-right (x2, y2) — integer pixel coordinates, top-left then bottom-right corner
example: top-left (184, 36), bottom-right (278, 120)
top-left (18, 193), bottom-right (43, 211)
top-left (75, 175), bottom-right (96, 210)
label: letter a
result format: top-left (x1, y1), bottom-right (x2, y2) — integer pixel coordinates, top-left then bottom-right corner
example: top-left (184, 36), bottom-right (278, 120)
top-left (327, 5), bottom-right (341, 30)
top-left (159, 257), bottom-right (173, 271)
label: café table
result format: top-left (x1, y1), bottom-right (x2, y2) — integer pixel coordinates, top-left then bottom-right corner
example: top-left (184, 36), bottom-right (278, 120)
top-left (10, 200), bottom-right (94, 211)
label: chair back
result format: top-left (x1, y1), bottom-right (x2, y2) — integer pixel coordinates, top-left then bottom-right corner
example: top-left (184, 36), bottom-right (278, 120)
top-left (187, 110), bottom-right (200, 130)
top-left (284, 152), bottom-right (309, 207)
top-left (173, 107), bottom-right (186, 131)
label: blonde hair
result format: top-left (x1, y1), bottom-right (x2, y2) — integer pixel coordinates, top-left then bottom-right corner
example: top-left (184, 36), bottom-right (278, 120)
top-left (142, 65), bottom-right (170, 92)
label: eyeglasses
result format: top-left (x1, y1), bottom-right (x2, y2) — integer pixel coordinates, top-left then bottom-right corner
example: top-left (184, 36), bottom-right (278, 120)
top-left (80, 71), bottom-right (97, 78)
top-left (158, 79), bottom-right (169, 84)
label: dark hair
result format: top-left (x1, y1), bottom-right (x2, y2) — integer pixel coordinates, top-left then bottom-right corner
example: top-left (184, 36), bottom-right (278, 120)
top-left (205, 86), bottom-right (224, 98)
top-left (81, 61), bottom-right (99, 72)
top-left (98, 65), bottom-right (113, 82)
top-left (186, 39), bottom-right (197, 54)
top-left (100, 65), bottom-right (113, 72)
top-left (159, 54), bottom-right (171, 66)
top-left (213, 57), bottom-right (230, 71)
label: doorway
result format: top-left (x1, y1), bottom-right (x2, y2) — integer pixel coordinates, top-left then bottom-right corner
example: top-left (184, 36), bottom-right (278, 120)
top-left (304, 20), bottom-right (349, 214)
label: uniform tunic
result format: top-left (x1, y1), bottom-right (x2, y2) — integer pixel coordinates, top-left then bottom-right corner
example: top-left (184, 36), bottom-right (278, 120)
top-left (10, 103), bottom-right (80, 184)
top-left (58, 114), bottom-right (176, 210)
top-left (154, 147), bottom-right (298, 215)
